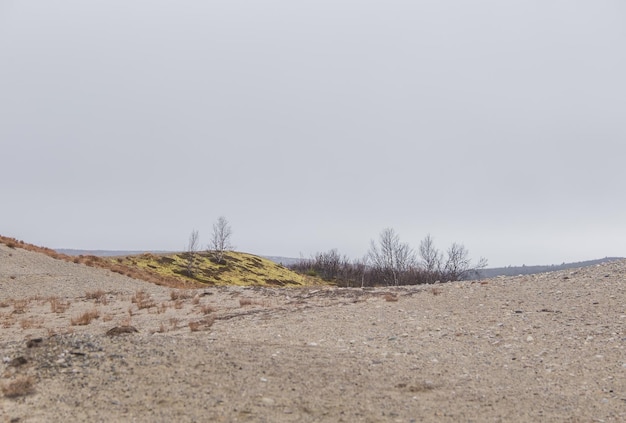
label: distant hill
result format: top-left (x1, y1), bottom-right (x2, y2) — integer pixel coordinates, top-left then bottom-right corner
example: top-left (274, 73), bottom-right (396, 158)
top-left (472, 257), bottom-right (624, 279)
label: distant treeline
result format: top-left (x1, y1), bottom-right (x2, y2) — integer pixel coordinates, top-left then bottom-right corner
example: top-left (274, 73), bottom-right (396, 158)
top-left (472, 257), bottom-right (623, 279)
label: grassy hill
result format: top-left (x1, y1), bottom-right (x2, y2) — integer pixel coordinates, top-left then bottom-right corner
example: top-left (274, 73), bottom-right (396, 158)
top-left (112, 251), bottom-right (313, 287)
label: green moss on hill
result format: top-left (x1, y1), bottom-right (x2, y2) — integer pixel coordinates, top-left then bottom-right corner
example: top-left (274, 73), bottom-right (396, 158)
top-left (111, 251), bottom-right (321, 287)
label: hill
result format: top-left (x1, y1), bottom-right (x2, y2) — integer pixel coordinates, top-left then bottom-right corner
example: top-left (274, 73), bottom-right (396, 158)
top-left (0, 236), bottom-right (319, 288)
top-left (112, 251), bottom-right (311, 287)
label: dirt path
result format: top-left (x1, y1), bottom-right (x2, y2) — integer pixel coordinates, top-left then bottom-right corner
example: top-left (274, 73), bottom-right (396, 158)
top-left (1, 244), bottom-right (625, 422)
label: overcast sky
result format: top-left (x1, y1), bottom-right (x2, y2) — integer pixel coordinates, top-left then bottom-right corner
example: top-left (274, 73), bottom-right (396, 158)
top-left (1, 1), bottom-right (625, 267)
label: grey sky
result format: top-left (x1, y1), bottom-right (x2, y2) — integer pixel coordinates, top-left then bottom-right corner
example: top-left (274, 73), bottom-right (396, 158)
top-left (1, 1), bottom-right (625, 267)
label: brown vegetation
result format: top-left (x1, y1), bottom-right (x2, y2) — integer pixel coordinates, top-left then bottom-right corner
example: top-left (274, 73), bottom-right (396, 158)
top-left (2, 376), bottom-right (35, 398)
top-left (70, 309), bottom-right (100, 326)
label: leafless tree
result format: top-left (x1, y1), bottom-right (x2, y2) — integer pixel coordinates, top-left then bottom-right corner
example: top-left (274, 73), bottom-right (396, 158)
top-left (184, 229), bottom-right (199, 277)
top-left (442, 242), bottom-right (488, 281)
top-left (209, 216), bottom-right (233, 264)
top-left (367, 228), bottom-right (416, 286)
top-left (419, 234), bottom-right (443, 283)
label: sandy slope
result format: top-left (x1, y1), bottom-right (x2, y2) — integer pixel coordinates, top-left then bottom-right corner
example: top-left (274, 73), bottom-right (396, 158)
top-left (1, 244), bottom-right (624, 422)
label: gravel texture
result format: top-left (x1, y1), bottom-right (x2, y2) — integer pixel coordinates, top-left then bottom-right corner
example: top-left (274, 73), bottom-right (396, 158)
top-left (1, 243), bottom-right (625, 422)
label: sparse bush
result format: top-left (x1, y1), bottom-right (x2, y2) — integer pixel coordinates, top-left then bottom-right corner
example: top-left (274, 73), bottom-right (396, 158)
top-left (131, 290), bottom-right (155, 310)
top-left (12, 299), bottom-right (29, 314)
top-left (70, 309), bottom-right (100, 326)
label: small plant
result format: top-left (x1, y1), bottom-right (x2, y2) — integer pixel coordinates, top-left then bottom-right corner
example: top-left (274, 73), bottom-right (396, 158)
top-left (49, 297), bottom-right (70, 313)
top-left (70, 309), bottom-right (100, 326)
top-left (12, 299), bottom-right (29, 314)
top-left (170, 290), bottom-right (193, 301)
top-left (200, 304), bottom-right (216, 315)
top-left (85, 290), bottom-right (107, 304)
top-left (131, 290), bottom-right (155, 310)
top-left (2, 376), bottom-right (35, 398)
top-left (383, 293), bottom-right (398, 302)
top-left (20, 317), bottom-right (43, 329)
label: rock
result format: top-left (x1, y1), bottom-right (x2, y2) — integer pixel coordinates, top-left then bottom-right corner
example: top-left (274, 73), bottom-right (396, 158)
top-left (106, 326), bottom-right (139, 336)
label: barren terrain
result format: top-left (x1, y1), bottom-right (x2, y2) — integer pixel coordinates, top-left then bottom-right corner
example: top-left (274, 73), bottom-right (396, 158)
top-left (1, 243), bottom-right (624, 422)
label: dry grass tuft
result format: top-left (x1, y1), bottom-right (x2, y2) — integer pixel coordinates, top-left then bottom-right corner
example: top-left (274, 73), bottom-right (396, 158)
top-left (0, 300), bottom-right (10, 308)
top-left (70, 308), bottom-right (100, 326)
top-left (383, 293), bottom-right (398, 302)
top-left (131, 290), bottom-right (155, 310)
top-left (2, 376), bottom-right (36, 398)
top-left (189, 316), bottom-right (215, 332)
top-left (430, 287), bottom-right (443, 296)
top-left (200, 304), bottom-right (216, 315)
top-left (170, 290), bottom-right (193, 301)
top-left (85, 289), bottom-right (108, 304)
top-left (12, 299), bottom-right (29, 314)
top-left (20, 317), bottom-right (44, 329)
top-left (49, 297), bottom-right (70, 313)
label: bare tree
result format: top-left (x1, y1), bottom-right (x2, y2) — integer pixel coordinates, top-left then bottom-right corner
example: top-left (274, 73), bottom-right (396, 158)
top-left (368, 228), bottom-right (416, 285)
top-left (209, 216), bottom-right (233, 264)
top-left (442, 242), bottom-right (488, 281)
top-left (419, 234), bottom-right (443, 283)
top-left (184, 229), bottom-right (199, 277)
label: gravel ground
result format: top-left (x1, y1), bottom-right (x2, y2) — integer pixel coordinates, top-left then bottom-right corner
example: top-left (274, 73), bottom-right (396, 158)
top-left (1, 244), bottom-right (625, 422)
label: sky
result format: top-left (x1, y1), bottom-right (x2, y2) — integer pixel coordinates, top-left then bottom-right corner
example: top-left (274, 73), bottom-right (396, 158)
top-left (1, 1), bottom-right (625, 267)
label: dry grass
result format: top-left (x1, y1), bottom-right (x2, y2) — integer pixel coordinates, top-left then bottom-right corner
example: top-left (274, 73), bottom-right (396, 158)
top-left (383, 293), bottom-right (398, 302)
top-left (49, 297), bottom-right (70, 313)
top-left (85, 289), bottom-right (107, 304)
top-left (200, 304), bottom-right (216, 315)
top-left (2, 376), bottom-right (35, 398)
top-left (173, 299), bottom-right (184, 310)
top-left (20, 317), bottom-right (44, 329)
top-left (430, 287), bottom-right (443, 296)
top-left (12, 299), bottom-right (29, 314)
top-left (1, 312), bottom-right (15, 328)
top-left (70, 308), bottom-right (100, 326)
top-left (189, 316), bottom-right (215, 332)
top-left (131, 290), bottom-right (155, 310)
top-left (0, 300), bottom-right (10, 308)
top-left (170, 290), bottom-right (193, 300)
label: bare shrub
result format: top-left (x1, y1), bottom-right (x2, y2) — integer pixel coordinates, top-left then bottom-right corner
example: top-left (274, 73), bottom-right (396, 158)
top-left (131, 290), bottom-right (155, 310)
top-left (70, 309), bottom-right (100, 326)
top-left (170, 290), bottom-right (193, 301)
top-left (189, 316), bottom-right (215, 332)
top-left (200, 304), bottom-right (216, 315)
top-left (20, 317), bottom-right (43, 329)
top-left (85, 290), bottom-right (107, 304)
top-left (2, 376), bottom-right (35, 398)
top-left (49, 297), bottom-right (70, 313)
top-left (12, 299), bottom-right (29, 314)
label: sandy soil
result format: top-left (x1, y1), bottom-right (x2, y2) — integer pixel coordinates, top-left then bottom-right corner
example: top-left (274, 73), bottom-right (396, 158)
top-left (1, 243), bottom-right (624, 422)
